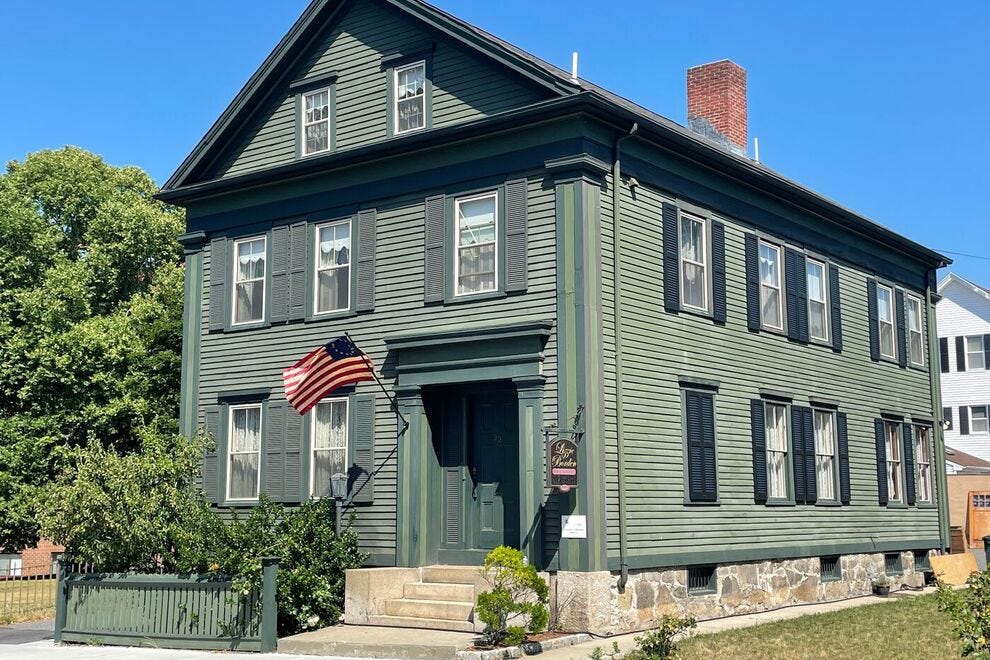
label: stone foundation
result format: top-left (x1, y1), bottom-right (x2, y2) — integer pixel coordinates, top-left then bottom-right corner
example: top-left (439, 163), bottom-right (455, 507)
top-left (553, 550), bottom-right (931, 636)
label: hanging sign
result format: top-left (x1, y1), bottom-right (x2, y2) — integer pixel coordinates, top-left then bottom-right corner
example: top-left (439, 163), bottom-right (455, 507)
top-left (546, 435), bottom-right (579, 491)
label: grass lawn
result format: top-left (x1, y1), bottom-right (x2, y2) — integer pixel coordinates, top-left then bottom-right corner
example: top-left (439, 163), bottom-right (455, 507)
top-left (678, 593), bottom-right (961, 660)
top-left (0, 578), bottom-right (56, 624)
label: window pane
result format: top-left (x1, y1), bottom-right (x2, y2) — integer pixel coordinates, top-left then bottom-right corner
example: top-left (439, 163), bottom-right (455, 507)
top-left (968, 336), bottom-right (986, 369)
top-left (235, 281), bottom-right (264, 323)
top-left (806, 261), bottom-right (825, 301)
top-left (908, 299), bottom-right (921, 332)
top-left (395, 63), bottom-right (425, 134)
top-left (759, 244), bottom-right (779, 286)
top-left (759, 243), bottom-right (781, 328)
top-left (313, 400), bottom-right (348, 498)
top-left (316, 223), bottom-right (351, 313)
top-left (885, 423), bottom-right (901, 502)
top-left (681, 262), bottom-right (706, 309)
top-left (457, 197), bottom-right (496, 245)
top-left (973, 407), bottom-right (989, 433)
top-left (877, 287), bottom-right (892, 322)
top-left (809, 301), bottom-right (827, 341)
top-left (761, 287), bottom-right (781, 328)
top-left (236, 239), bottom-right (266, 281)
top-left (880, 324), bottom-right (895, 358)
top-left (456, 194), bottom-right (497, 296)
top-left (814, 411), bottom-right (835, 500)
top-left (232, 407), bottom-right (261, 452)
top-left (306, 123), bottom-right (329, 154)
top-left (457, 244), bottom-right (496, 295)
top-left (680, 217), bottom-right (704, 263)
top-left (229, 453), bottom-right (259, 499)
top-left (319, 224), bottom-right (351, 268)
top-left (910, 333), bottom-right (924, 364)
top-left (765, 404), bottom-right (788, 500)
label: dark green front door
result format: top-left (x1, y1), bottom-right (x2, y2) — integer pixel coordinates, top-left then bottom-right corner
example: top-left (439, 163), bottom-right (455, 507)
top-left (437, 386), bottom-right (519, 561)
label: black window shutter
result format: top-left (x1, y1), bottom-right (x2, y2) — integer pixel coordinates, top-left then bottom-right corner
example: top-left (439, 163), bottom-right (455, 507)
top-left (956, 336), bottom-right (966, 372)
top-left (745, 234), bottom-right (760, 331)
top-left (895, 289), bottom-right (907, 368)
top-left (943, 406), bottom-right (953, 431)
top-left (803, 407), bottom-right (816, 504)
top-left (288, 221), bottom-right (308, 320)
top-left (711, 221), bottom-right (727, 324)
top-left (785, 248), bottom-right (808, 342)
top-left (902, 422), bottom-right (916, 506)
top-left (209, 237), bottom-right (227, 332)
top-left (829, 264), bottom-right (842, 352)
top-left (791, 405), bottom-right (807, 503)
top-left (940, 337), bottom-right (950, 373)
top-left (355, 209), bottom-right (377, 311)
top-left (662, 202), bottom-right (680, 312)
top-left (424, 195), bottom-right (446, 303)
top-left (685, 391), bottom-right (717, 502)
top-left (751, 400), bottom-right (768, 502)
top-left (349, 393), bottom-right (376, 504)
top-left (504, 179), bottom-right (528, 293)
top-left (701, 393), bottom-right (717, 501)
top-left (867, 279), bottom-right (880, 361)
top-left (265, 401), bottom-right (287, 501)
top-left (984, 334), bottom-right (990, 370)
top-left (284, 406), bottom-right (303, 503)
top-left (960, 406), bottom-right (970, 435)
top-left (875, 418), bottom-right (888, 506)
top-left (837, 412), bottom-right (851, 504)
top-left (203, 405), bottom-right (223, 504)
top-left (270, 226), bottom-right (289, 323)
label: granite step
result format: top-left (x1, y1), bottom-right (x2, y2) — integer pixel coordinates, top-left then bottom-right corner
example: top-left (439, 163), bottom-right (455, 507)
top-left (366, 614), bottom-right (477, 633)
top-left (403, 580), bottom-right (475, 602)
top-left (385, 597), bottom-right (473, 621)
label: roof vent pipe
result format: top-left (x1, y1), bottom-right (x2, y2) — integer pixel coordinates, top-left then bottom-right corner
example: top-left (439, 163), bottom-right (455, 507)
top-left (571, 52), bottom-right (579, 82)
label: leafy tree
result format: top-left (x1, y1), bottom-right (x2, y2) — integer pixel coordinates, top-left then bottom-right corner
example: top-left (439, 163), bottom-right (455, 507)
top-left (476, 545), bottom-right (549, 647)
top-left (0, 146), bottom-right (184, 551)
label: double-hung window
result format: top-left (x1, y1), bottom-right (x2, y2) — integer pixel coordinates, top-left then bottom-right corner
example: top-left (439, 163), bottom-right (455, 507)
top-left (315, 220), bottom-right (351, 314)
top-left (394, 61), bottom-right (426, 134)
top-left (876, 284), bottom-right (896, 360)
top-left (454, 192), bottom-right (498, 296)
top-left (232, 237), bottom-right (266, 325)
top-left (907, 295), bottom-right (924, 366)
top-left (679, 214), bottom-right (708, 312)
top-left (967, 336), bottom-right (986, 370)
top-left (302, 88), bottom-right (331, 155)
top-left (806, 258), bottom-right (829, 342)
top-left (759, 241), bottom-right (783, 330)
top-left (765, 402), bottom-right (789, 499)
top-left (311, 398), bottom-right (348, 498)
top-left (915, 425), bottom-right (933, 504)
top-left (972, 406), bottom-right (990, 434)
top-left (227, 404), bottom-right (262, 501)
top-left (814, 409), bottom-right (837, 501)
top-left (884, 421), bottom-right (902, 503)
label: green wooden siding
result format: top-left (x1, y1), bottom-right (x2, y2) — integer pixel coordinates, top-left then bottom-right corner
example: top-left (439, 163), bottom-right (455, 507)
top-left (210, 0), bottom-right (548, 179)
top-left (601, 172), bottom-right (939, 567)
top-left (194, 178), bottom-right (557, 563)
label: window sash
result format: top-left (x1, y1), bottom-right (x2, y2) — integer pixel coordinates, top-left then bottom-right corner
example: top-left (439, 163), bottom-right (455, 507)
top-left (394, 61), bottom-right (426, 134)
top-left (877, 285), bottom-right (896, 359)
top-left (302, 88), bottom-right (331, 155)
top-left (227, 405), bottom-right (262, 501)
top-left (679, 214), bottom-right (708, 312)
top-left (915, 426), bottom-right (932, 503)
top-left (967, 336), bottom-right (986, 370)
top-left (232, 237), bottom-right (266, 325)
top-left (454, 192), bottom-right (498, 296)
top-left (814, 410), bottom-right (837, 501)
top-left (907, 296), bottom-right (924, 366)
top-left (765, 403), bottom-right (788, 499)
top-left (806, 259), bottom-right (829, 341)
top-left (759, 241), bottom-right (783, 330)
top-left (884, 422), bottom-right (902, 503)
top-left (314, 220), bottom-right (351, 314)
top-left (311, 398), bottom-right (348, 499)
top-left (972, 406), bottom-right (990, 434)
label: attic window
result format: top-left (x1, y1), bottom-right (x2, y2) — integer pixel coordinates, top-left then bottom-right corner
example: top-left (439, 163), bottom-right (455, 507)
top-left (394, 61), bottom-right (426, 134)
top-left (302, 88), bottom-right (331, 155)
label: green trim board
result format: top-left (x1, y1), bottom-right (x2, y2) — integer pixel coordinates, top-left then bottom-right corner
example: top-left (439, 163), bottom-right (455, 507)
top-left (179, 246), bottom-right (204, 440)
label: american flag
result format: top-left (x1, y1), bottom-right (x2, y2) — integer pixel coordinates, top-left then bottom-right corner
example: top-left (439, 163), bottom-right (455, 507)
top-left (282, 336), bottom-right (374, 415)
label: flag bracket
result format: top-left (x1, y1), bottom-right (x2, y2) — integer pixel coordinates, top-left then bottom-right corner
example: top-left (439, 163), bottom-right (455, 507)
top-left (345, 332), bottom-right (409, 434)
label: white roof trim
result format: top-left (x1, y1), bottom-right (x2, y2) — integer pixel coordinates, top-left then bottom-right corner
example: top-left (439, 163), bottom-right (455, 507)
top-left (938, 272), bottom-right (990, 302)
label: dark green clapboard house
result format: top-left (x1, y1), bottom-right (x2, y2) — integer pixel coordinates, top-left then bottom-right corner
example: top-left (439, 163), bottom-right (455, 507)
top-left (159, 0), bottom-right (951, 634)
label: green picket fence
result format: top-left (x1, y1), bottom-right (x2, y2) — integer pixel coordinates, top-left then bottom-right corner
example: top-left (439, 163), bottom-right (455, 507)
top-left (54, 558), bottom-right (278, 652)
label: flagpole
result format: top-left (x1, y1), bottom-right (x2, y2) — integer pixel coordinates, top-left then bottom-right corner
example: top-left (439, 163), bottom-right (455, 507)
top-left (344, 332), bottom-right (408, 433)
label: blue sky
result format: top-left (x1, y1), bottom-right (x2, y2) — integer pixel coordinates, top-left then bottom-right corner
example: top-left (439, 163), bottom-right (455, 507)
top-left (2, 1), bottom-right (987, 282)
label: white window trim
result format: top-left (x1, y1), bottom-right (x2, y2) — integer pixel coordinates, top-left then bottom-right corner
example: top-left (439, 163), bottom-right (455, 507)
top-left (765, 402), bottom-right (790, 501)
top-left (301, 87), bottom-right (332, 156)
top-left (679, 213), bottom-right (709, 313)
top-left (813, 409), bottom-right (838, 502)
top-left (393, 60), bottom-right (426, 136)
top-left (806, 257), bottom-right (829, 343)
top-left (231, 236), bottom-right (267, 327)
top-left (885, 422), bottom-right (903, 503)
top-left (226, 403), bottom-right (263, 502)
top-left (453, 191), bottom-right (499, 298)
top-left (313, 219), bottom-right (352, 315)
top-left (971, 405), bottom-right (990, 435)
top-left (906, 294), bottom-right (924, 367)
top-left (915, 425), bottom-right (933, 503)
top-left (965, 335), bottom-right (986, 371)
top-left (759, 240), bottom-right (784, 331)
top-left (876, 283), bottom-right (896, 360)
top-left (310, 397), bottom-right (349, 499)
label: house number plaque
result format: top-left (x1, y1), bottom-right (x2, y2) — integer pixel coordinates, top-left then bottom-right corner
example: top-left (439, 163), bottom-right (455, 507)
top-left (546, 436), bottom-right (579, 491)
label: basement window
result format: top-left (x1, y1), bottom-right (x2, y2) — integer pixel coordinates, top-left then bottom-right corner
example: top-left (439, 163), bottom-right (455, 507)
top-left (913, 550), bottom-right (931, 572)
top-left (687, 565), bottom-right (717, 594)
top-left (820, 556), bottom-right (841, 582)
top-left (884, 553), bottom-right (903, 576)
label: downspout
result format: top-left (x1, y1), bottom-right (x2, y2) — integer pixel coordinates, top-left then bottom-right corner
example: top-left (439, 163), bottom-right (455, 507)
top-left (613, 122), bottom-right (638, 590)
top-left (926, 265), bottom-right (951, 551)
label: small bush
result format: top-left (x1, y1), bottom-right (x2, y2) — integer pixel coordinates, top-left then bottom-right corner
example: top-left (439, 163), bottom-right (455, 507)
top-left (626, 615), bottom-right (697, 660)
top-left (936, 571), bottom-right (990, 659)
top-left (476, 546), bottom-right (549, 647)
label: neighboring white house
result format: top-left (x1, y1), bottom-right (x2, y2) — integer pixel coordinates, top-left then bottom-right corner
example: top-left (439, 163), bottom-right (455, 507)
top-left (938, 272), bottom-right (990, 461)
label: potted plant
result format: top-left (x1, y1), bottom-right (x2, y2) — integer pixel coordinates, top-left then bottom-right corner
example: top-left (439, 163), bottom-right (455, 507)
top-left (872, 575), bottom-right (892, 597)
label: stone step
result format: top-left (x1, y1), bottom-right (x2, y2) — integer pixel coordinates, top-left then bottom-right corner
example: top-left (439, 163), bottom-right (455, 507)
top-left (278, 624), bottom-right (474, 659)
top-left (385, 598), bottom-right (474, 621)
top-left (367, 614), bottom-right (477, 634)
top-left (404, 580), bottom-right (475, 602)
top-left (422, 565), bottom-right (482, 585)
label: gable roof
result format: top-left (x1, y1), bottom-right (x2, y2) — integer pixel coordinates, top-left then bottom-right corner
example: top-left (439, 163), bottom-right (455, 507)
top-left (946, 446), bottom-right (990, 472)
top-left (160, 0), bottom-right (950, 269)
top-left (938, 272), bottom-right (990, 303)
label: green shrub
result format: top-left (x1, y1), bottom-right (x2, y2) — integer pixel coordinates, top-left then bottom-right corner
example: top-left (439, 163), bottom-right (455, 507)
top-left (936, 571), bottom-right (990, 658)
top-left (476, 546), bottom-right (549, 647)
top-left (626, 615), bottom-right (697, 660)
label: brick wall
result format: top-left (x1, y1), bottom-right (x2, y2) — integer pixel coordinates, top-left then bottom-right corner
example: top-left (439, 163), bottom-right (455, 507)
top-left (18, 539), bottom-right (64, 577)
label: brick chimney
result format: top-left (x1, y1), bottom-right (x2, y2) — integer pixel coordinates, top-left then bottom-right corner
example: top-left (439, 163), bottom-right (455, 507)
top-left (687, 60), bottom-right (747, 156)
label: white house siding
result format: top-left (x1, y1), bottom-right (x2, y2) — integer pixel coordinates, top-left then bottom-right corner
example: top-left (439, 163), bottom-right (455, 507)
top-left (938, 275), bottom-right (990, 461)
